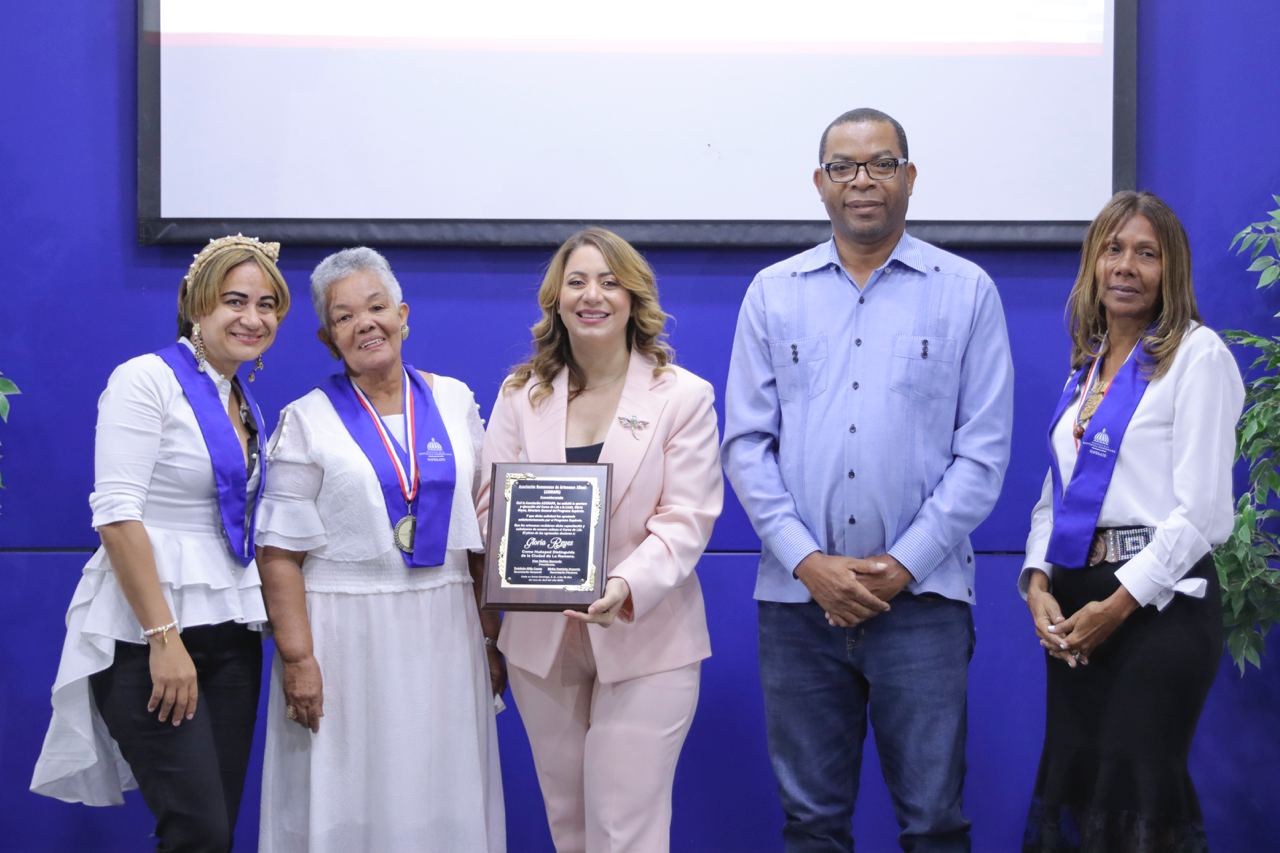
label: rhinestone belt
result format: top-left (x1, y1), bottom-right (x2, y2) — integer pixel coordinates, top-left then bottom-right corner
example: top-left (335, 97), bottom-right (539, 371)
top-left (1087, 526), bottom-right (1155, 566)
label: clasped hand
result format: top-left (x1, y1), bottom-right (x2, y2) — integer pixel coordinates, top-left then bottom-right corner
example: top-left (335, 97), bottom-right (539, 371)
top-left (795, 552), bottom-right (912, 628)
top-left (1026, 576), bottom-right (1137, 668)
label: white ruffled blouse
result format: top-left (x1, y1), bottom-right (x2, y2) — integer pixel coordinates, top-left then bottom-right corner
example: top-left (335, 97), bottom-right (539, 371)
top-left (255, 374), bottom-right (484, 591)
top-left (32, 342), bottom-right (267, 805)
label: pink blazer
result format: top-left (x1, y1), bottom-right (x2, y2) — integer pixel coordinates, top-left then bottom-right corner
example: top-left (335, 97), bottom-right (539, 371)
top-left (477, 351), bottom-right (723, 684)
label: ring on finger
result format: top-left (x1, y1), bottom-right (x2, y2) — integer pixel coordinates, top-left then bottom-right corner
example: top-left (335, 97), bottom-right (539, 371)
top-left (1071, 651), bottom-right (1082, 663)
top-left (286, 705), bottom-right (298, 720)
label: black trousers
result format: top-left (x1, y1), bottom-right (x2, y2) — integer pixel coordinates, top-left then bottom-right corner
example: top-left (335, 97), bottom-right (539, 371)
top-left (90, 622), bottom-right (262, 853)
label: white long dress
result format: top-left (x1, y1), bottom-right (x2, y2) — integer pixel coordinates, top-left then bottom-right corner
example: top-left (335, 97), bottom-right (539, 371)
top-left (31, 347), bottom-right (266, 805)
top-left (256, 375), bottom-right (505, 853)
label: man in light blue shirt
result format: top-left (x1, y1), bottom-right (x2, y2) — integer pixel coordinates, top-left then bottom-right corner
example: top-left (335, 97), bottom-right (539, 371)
top-left (722, 109), bottom-right (1014, 852)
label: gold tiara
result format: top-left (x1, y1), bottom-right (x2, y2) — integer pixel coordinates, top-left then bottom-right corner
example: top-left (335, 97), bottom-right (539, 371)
top-left (183, 233), bottom-right (281, 285)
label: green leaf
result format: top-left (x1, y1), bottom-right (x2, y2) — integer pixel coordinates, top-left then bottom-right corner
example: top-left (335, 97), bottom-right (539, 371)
top-left (1260, 265), bottom-right (1280, 289)
top-left (1241, 419), bottom-right (1261, 451)
top-left (1228, 629), bottom-right (1247, 661)
top-left (1238, 232), bottom-right (1258, 252)
top-left (0, 377), bottom-right (20, 395)
top-left (0, 395), bottom-right (8, 423)
top-left (1247, 255), bottom-right (1277, 272)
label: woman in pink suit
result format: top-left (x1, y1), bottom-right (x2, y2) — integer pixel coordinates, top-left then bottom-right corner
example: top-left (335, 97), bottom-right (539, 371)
top-left (478, 227), bottom-right (723, 853)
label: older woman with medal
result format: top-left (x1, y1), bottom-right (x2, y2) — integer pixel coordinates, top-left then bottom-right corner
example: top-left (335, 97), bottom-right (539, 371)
top-left (478, 228), bottom-right (723, 853)
top-left (31, 235), bottom-right (290, 850)
top-left (254, 247), bottom-right (504, 853)
top-left (1019, 191), bottom-right (1245, 852)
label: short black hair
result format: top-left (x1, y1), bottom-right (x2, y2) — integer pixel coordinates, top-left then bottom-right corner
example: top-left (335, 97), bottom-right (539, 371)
top-left (818, 108), bottom-right (909, 163)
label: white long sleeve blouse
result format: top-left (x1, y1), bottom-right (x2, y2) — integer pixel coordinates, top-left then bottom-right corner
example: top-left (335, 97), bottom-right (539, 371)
top-left (32, 343), bottom-right (266, 806)
top-left (1020, 324), bottom-right (1245, 610)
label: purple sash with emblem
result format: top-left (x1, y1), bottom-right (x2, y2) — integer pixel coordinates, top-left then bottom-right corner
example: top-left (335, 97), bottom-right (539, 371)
top-left (155, 342), bottom-right (265, 566)
top-left (1044, 345), bottom-right (1152, 568)
top-left (320, 366), bottom-right (456, 567)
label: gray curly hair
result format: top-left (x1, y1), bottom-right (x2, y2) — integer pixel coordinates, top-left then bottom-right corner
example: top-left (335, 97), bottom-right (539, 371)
top-left (309, 246), bottom-right (403, 324)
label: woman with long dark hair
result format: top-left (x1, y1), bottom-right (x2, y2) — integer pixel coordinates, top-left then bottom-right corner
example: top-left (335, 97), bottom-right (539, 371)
top-left (1020, 192), bottom-right (1244, 852)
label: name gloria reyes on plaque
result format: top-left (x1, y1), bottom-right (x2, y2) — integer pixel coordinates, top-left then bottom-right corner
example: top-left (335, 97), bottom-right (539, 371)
top-left (482, 462), bottom-right (611, 611)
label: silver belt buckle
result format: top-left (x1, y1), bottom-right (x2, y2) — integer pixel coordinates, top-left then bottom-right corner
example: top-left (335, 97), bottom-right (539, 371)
top-left (1104, 527), bottom-right (1154, 562)
top-left (1104, 528), bottom-right (1122, 563)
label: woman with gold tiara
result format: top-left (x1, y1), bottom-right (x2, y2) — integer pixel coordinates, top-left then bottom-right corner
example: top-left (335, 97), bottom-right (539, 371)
top-left (31, 235), bottom-right (291, 852)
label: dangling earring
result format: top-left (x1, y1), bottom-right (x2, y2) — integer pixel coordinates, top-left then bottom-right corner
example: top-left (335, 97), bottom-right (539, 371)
top-left (248, 354), bottom-right (264, 383)
top-left (400, 324), bottom-right (409, 340)
top-left (192, 322), bottom-right (207, 372)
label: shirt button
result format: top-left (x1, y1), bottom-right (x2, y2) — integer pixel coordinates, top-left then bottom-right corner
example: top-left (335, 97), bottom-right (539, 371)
top-left (852, 381), bottom-right (860, 390)
top-left (966, 555), bottom-right (973, 564)
top-left (848, 424), bottom-right (857, 434)
top-left (858, 296), bottom-right (865, 304)
top-left (848, 515), bottom-right (857, 525)
top-left (967, 588), bottom-right (973, 596)
top-left (847, 470), bottom-right (855, 479)
top-left (855, 338), bottom-right (862, 346)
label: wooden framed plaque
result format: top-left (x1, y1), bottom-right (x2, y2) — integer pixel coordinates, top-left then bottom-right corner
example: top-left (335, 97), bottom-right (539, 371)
top-left (482, 462), bottom-right (611, 612)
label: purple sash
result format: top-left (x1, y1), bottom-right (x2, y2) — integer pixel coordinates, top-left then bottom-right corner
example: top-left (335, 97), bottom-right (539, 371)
top-left (320, 367), bottom-right (456, 567)
top-left (155, 342), bottom-right (265, 566)
top-left (1044, 345), bottom-right (1151, 568)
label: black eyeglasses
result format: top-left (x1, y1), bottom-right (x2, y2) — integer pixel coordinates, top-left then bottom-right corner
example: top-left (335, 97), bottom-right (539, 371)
top-left (821, 158), bottom-right (908, 183)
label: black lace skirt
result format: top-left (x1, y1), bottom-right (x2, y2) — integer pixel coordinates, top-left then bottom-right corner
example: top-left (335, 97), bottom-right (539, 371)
top-left (1022, 554), bottom-right (1221, 853)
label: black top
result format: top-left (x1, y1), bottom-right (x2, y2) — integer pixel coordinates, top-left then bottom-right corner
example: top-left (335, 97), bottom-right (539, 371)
top-left (565, 442), bottom-right (604, 464)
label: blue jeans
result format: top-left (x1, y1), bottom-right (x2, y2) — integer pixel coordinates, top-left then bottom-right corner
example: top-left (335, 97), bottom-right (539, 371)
top-left (758, 595), bottom-right (974, 853)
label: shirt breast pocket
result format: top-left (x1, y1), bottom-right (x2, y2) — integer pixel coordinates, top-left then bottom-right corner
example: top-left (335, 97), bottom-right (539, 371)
top-left (770, 336), bottom-right (828, 402)
top-left (889, 335), bottom-right (958, 401)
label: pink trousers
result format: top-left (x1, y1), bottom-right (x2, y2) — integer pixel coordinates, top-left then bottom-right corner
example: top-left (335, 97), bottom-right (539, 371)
top-left (508, 621), bottom-right (701, 853)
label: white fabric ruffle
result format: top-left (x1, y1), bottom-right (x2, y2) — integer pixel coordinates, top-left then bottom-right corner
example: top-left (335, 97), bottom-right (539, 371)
top-left (259, 580), bottom-right (504, 852)
top-left (256, 376), bottom-right (484, 574)
top-left (32, 349), bottom-right (268, 806)
top-left (256, 373), bottom-right (503, 851)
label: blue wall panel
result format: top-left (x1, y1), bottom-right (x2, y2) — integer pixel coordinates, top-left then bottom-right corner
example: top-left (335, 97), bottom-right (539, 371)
top-left (7, 553), bottom-right (1278, 851)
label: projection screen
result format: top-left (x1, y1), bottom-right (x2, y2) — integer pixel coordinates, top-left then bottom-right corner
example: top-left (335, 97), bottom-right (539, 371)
top-left (138, 0), bottom-right (1134, 247)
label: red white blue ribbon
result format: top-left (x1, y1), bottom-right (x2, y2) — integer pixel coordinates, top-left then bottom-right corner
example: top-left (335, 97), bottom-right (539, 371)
top-left (349, 368), bottom-right (419, 504)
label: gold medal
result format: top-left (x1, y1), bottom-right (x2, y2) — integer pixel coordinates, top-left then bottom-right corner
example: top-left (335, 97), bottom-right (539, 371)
top-left (394, 515), bottom-right (416, 553)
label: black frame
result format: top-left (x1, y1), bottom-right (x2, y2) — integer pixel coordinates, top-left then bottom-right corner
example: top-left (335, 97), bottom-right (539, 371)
top-left (137, 0), bottom-right (1136, 250)
top-left (481, 462), bottom-right (612, 613)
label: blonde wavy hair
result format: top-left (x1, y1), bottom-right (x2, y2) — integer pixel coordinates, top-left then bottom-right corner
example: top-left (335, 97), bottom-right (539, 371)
top-left (506, 228), bottom-right (673, 404)
top-left (1065, 190), bottom-right (1201, 379)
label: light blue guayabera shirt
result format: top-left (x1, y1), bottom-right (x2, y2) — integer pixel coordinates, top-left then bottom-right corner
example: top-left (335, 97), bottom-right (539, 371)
top-left (722, 234), bottom-right (1014, 605)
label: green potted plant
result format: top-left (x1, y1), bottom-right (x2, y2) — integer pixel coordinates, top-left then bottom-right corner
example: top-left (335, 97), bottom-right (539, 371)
top-left (0, 370), bottom-right (18, 489)
top-left (1215, 195), bottom-right (1280, 672)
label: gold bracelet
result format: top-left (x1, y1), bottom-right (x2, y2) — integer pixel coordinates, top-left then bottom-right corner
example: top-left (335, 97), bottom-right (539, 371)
top-left (142, 621), bottom-right (178, 646)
